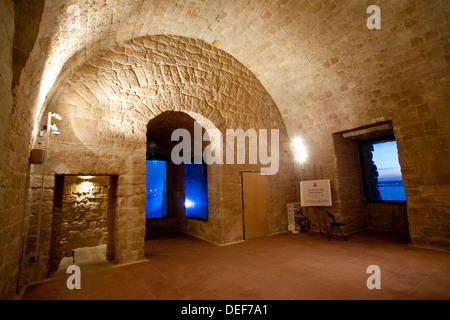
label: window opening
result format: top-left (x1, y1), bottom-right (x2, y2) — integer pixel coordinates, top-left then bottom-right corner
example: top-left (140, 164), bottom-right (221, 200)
top-left (145, 159), bottom-right (168, 218)
top-left (359, 137), bottom-right (406, 202)
top-left (184, 161), bottom-right (208, 219)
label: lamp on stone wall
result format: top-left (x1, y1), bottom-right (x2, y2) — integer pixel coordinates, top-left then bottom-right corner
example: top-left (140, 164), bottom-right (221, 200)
top-left (31, 112), bottom-right (62, 263)
top-left (49, 124), bottom-right (60, 135)
top-left (30, 113), bottom-right (62, 164)
top-left (292, 137), bottom-right (307, 165)
top-left (47, 112), bottom-right (62, 136)
top-left (291, 137), bottom-right (307, 201)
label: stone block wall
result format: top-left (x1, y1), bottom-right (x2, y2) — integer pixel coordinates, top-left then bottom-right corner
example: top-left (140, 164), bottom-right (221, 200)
top-left (367, 203), bottom-right (409, 234)
top-left (2, 0), bottom-right (448, 300)
top-left (284, 1), bottom-right (450, 250)
top-left (49, 176), bottom-right (111, 271)
top-left (21, 35), bottom-right (295, 285)
top-left (0, 0), bottom-right (28, 300)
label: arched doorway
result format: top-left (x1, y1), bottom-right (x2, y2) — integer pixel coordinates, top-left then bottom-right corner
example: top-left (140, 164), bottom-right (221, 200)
top-left (145, 111), bottom-right (210, 238)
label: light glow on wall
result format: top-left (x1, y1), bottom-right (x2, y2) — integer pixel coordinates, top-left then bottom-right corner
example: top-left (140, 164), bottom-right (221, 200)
top-left (291, 137), bottom-right (307, 163)
top-left (76, 179), bottom-right (94, 194)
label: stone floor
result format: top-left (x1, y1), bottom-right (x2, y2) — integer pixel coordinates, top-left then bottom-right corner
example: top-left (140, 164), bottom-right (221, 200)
top-left (20, 230), bottom-right (450, 300)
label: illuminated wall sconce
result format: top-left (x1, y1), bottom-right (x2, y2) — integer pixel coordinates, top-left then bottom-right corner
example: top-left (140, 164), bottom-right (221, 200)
top-left (47, 112), bottom-right (62, 136)
top-left (31, 112), bottom-right (63, 263)
top-left (291, 137), bottom-right (308, 198)
top-left (291, 137), bottom-right (307, 164)
top-left (30, 113), bottom-right (62, 165)
top-left (49, 124), bottom-right (60, 135)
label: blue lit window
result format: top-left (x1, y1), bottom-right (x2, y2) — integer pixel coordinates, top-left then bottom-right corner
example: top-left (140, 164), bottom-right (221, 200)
top-left (145, 160), bottom-right (168, 218)
top-left (184, 162), bottom-right (208, 219)
top-left (359, 137), bottom-right (406, 202)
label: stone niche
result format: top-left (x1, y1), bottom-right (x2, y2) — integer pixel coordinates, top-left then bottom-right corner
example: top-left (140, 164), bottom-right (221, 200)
top-left (332, 122), bottom-right (409, 235)
top-left (49, 175), bottom-right (116, 272)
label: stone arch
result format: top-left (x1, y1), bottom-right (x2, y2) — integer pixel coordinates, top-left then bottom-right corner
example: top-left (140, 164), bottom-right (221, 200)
top-left (144, 110), bottom-right (221, 238)
top-left (25, 35), bottom-right (295, 283)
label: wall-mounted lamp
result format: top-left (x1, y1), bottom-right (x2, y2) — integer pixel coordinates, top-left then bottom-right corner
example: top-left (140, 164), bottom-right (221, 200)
top-left (291, 137), bottom-right (307, 164)
top-left (38, 113), bottom-right (63, 136)
top-left (48, 112), bottom-right (62, 136)
top-left (31, 113), bottom-right (63, 163)
top-left (291, 137), bottom-right (308, 202)
top-left (31, 111), bottom-right (63, 263)
top-left (49, 124), bottom-right (60, 136)
top-left (50, 112), bottom-right (62, 121)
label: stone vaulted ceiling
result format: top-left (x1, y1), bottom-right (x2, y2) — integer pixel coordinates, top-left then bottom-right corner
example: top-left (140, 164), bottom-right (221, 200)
top-left (17, 0), bottom-right (450, 146)
top-left (2, 1), bottom-right (449, 299)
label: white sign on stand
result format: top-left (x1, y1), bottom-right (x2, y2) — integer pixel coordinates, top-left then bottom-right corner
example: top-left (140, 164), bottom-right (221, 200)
top-left (300, 179), bottom-right (332, 207)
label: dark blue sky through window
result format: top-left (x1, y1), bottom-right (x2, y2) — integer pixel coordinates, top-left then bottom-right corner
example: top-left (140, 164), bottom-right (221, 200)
top-left (145, 160), bottom-right (167, 218)
top-left (185, 163), bottom-right (208, 219)
top-left (372, 140), bottom-right (406, 201)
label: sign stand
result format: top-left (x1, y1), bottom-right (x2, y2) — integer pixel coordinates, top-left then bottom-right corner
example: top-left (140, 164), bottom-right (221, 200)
top-left (300, 168), bottom-right (332, 234)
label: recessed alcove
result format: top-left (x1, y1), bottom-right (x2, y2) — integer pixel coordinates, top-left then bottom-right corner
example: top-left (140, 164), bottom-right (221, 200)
top-left (333, 122), bottom-right (409, 236)
top-left (49, 175), bottom-right (117, 274)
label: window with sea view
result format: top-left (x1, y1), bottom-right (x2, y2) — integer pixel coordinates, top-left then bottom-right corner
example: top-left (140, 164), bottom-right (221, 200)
top-left (359, 137), bottom-right (406, 202)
